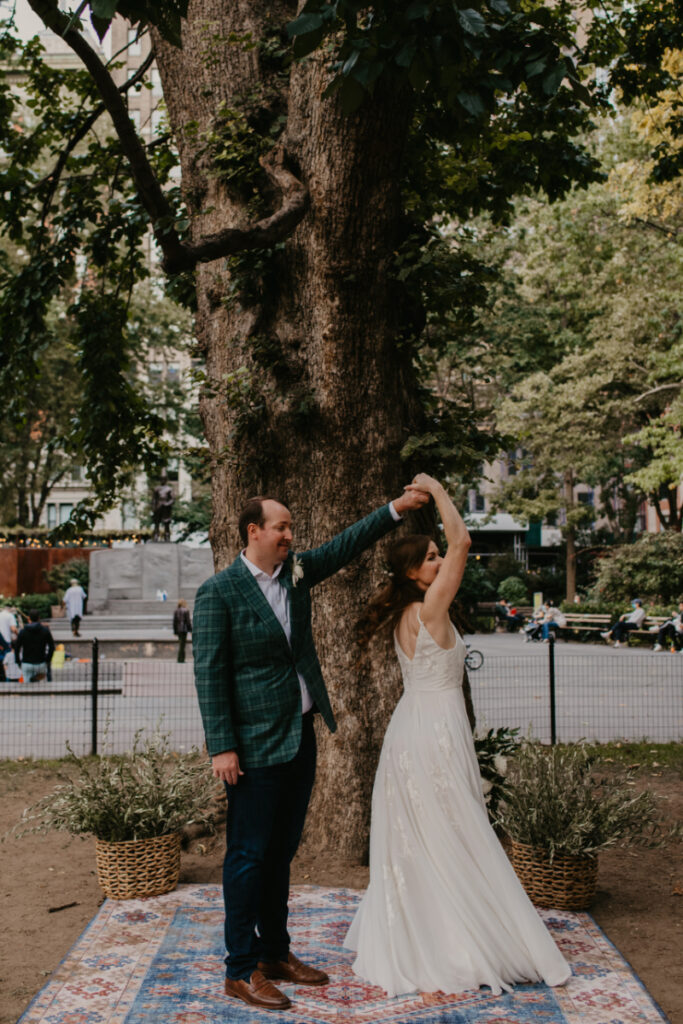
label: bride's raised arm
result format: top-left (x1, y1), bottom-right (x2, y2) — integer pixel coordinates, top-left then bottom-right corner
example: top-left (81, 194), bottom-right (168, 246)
top-left (405, 475), bottom-right (471, 628)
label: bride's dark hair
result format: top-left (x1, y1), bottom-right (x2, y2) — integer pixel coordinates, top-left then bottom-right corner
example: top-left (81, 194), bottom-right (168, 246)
top-left (356, 534), bottom-right (432, 647)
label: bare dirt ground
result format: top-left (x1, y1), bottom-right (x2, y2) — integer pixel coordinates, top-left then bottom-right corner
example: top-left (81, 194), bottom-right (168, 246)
top-left (1, 764), bottom-right (681, 1024)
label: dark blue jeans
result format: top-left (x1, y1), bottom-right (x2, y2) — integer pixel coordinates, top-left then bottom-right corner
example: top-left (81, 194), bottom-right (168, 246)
top-left (223, 712), bottom-right (316, 980)
top-left (611, 621), bottom-right (637, 643)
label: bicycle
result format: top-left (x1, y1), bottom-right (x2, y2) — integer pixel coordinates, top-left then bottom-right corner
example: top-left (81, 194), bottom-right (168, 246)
top-left (464, 644), bottom-right (484, 671)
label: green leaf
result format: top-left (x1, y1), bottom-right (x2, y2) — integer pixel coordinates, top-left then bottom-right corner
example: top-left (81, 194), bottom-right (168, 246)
top-left (543, 62), bottom-right (566, 96)
top-left (287, 12), bottom-right (324, 38)
top-left (525, 58), bottom-right (547, 78)
top-left (90, 14), bottom-right (112, 42)
top-left (91, 0), bottom-right (120, 18)
top-left (338, 77), bottom-right (366, 114)
top-left (457, 9), bottom-right (487, 36)
top-left (292, 27), bottom-right (325, 59)
top-left (395, 40), bottom-right (418, 68)
top-left (457, 90), bottom-right (487, 117)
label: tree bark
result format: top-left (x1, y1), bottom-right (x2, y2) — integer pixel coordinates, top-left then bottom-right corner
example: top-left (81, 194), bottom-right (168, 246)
top-left (153, 1), bottom-right (421, 859)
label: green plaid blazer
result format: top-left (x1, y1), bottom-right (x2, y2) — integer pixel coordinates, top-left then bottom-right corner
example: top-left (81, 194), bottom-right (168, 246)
top-left (193, 504), bottom-right (397, 768)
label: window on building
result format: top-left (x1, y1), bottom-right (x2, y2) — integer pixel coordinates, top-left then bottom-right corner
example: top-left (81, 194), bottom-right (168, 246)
top-left (150, 68), bottom-right (162, 95)
top-left (128, 108), bottom-right (141, 131)
top-left (47, 503), bottom-right (57, 529)
top-left (128, 28), bottom-right (142, 56)
top-left (59, 503), bottom-right (73, 525)
top-left (577, 490), bottom-right (594, 507)
top-left (167, 363), bottom-right (180, 382)
top-left (70, 465), bottom-right (83, 482)
top-left (148, 362), bottom-right (163, 383)
top-left (166, 458), bottom-right (179, 482)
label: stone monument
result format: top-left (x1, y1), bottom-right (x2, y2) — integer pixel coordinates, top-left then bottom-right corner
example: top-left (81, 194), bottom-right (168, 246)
top-left (88, 543), bottom-right (214, 612)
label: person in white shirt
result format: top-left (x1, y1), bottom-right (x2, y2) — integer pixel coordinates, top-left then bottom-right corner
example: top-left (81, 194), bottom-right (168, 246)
top-left (0, 606), bottom-right (18, 682)
top-left (600, 599), bottom-right (646, 647)
top-left (0, 606), bottom-right (18, 646)
top-left (652, 600), bottom-right (683, 652)
top-left (63, 579), bottom-right (87, 637)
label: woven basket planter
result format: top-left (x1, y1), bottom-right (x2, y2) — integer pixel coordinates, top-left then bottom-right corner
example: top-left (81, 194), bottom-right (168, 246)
top-left (94, 833), bottom-right (182, 900)
top-left (506, 836), bottom-right (598, 910)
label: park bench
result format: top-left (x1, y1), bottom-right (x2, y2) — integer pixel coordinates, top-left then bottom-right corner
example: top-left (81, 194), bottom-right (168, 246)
top-left (562, 612), bottom-right (668, 646)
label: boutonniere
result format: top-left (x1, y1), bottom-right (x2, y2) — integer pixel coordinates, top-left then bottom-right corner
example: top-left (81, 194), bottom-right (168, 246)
top-left (291, 554), bottom-right (304, 588)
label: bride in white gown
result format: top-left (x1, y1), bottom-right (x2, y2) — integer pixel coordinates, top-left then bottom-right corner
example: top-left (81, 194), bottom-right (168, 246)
top-left (344, 474), bottom-right (570, 998)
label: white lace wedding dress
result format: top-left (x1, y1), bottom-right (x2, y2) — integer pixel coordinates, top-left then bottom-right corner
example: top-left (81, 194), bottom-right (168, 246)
top-left (344, 614), bottom-right (571, 997)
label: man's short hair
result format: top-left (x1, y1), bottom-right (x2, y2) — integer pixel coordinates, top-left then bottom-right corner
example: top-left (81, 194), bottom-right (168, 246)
top-left (28, 608), bottom-right (41, 622)
top-left (238, 496), bottom-right (285, 546)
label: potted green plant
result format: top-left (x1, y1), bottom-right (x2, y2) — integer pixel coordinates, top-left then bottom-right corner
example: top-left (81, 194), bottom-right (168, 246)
top-left (13, 730), bottom-right (219, 900)
top-left (474, 726), bottom-right (521, 821)
top-left (495, 743), bottom-right (674, 910)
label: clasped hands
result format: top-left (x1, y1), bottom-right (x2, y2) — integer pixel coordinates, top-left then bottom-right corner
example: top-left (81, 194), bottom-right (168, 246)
top-left (393, 473), bottom-right (438, 516)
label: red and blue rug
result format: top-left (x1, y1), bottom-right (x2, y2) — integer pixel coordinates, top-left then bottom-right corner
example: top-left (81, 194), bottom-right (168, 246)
top-left (18, 884), bottom-right (667, 1023)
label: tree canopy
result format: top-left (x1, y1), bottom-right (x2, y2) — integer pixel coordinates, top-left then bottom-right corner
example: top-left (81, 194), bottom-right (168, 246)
top-left (0, 0), bottom-right (614, 533)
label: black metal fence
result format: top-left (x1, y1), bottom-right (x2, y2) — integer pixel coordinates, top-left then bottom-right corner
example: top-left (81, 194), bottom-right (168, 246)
top-left (0, 641), bottom-right (204, 759)
top-left (0, 638), bottom-right (681, 760)
top-left (467, 636), bottom-right (682, 745)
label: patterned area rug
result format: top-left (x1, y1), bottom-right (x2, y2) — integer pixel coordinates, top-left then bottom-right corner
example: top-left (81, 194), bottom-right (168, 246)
top-left (19, 884), bottom-right (667, 1024)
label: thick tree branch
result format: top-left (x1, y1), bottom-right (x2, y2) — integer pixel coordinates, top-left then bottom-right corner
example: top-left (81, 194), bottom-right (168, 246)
top-left (37, 51), bottom-right (156, 225)
top-left (27, 0), bottom-right (309, 274)
top-left (28, 0), bottom-right (188, 263)
top-left (167, 146), bottom-right (309, 274)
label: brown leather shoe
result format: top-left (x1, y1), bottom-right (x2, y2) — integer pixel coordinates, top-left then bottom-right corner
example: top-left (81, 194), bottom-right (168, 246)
top-left (224, 969), bottom-right (291, 1010)
top-left (258, 951), bottom-right (329, 986)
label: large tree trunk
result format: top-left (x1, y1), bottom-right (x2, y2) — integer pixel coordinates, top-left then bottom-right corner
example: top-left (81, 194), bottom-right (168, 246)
top-left (154, 1), bottom-right (421, 860)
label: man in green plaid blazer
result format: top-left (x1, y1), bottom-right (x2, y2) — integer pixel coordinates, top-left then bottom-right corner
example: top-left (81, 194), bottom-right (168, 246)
top-left (193, 489), bottom-right (428, 1010)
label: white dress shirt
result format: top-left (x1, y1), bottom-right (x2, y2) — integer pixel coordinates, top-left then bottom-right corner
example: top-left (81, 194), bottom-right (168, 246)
top-left (240, 552), bottom-right (314, 713)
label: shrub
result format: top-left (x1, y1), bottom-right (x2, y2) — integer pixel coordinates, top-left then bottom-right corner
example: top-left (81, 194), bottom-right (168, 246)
top-left (487, 552), bottom-right (527, 588)
top-left (0, 593), bottom-right (60, 620)
top-left (496, 743), bottom-right (674, 860)
top-left (474, 727), bottom-right (521, 820)
top-left (592, 532), bottom-right (683, 605)
top-left (458, 559), bottom-right (496, 610)
top-left (13, 730), bottom-right (219, 843)
top-left (44, 557), bottom-right (90, 595)
top-left (498, 576), bottom-right (529, 605)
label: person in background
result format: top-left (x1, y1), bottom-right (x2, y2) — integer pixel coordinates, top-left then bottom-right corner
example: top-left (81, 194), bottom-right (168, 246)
top-left (173, 598), bottom-right (192, 663)
top-left (600, 599), bottom-right (646, 648)
top-left (63, 578), bottom-right (87, 637)
top-left (0, 604), bottom-right (18, 682)
top-left (523, 603), bottom-right (546, 643)
top-left (541, 600), bottom-right (567, 642)
top-left (495, 597), bottom-right (525, 633)
top-left (652, 599), bottom-right (683, 653)
top-left (15, 610), bottom-right (55, 682)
